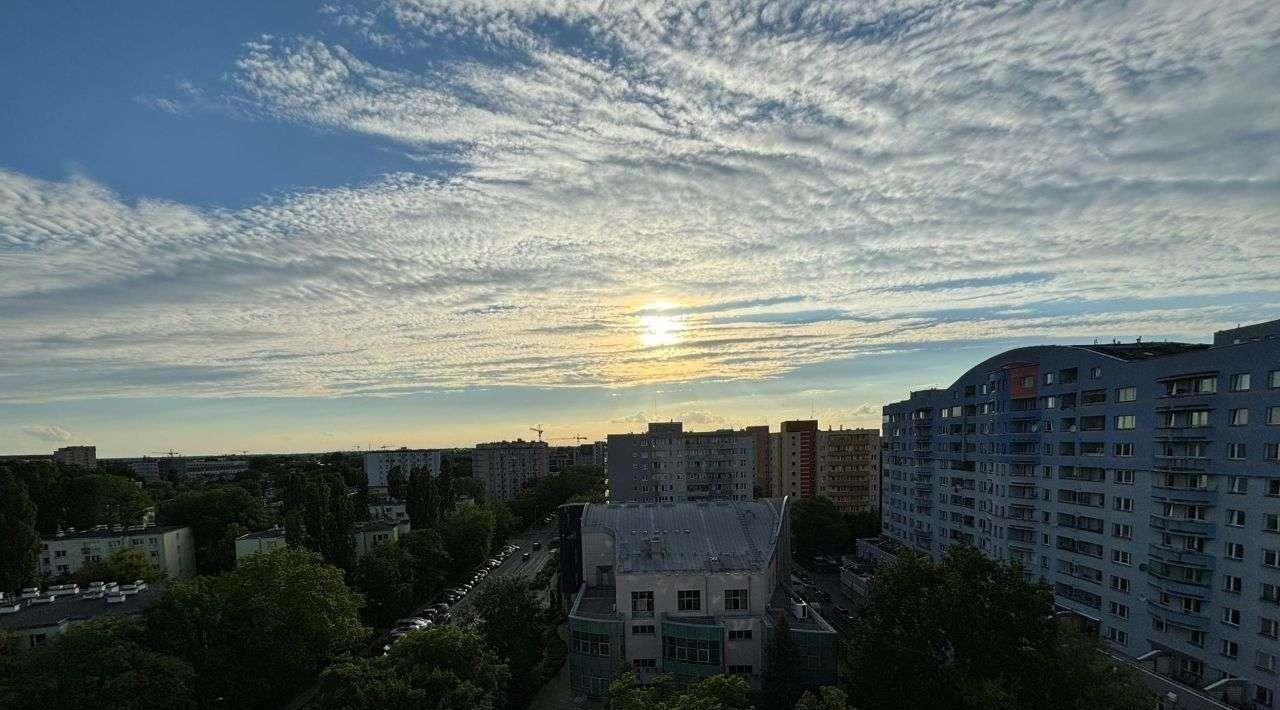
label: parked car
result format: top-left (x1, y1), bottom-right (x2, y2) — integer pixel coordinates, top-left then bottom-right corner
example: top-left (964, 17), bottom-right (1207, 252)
top-left (532, 541), bottom-right (542, 551)
top-left (395, 617), bottom-right (432, 629)
top-left (522, 551), bottom-right (531, 561)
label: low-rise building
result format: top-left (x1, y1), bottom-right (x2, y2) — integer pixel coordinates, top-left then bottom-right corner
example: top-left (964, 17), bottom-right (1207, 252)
top-left (0, 581), bottom-right (159, 649)
top-left (234, 527), bottom-right (288, 560)
top-left (234, 520), bottom-right (411, 564)
top-left (560, 497), bottom-right (836, 698)
top-left (53, 445), bottom-right (96, 469)
top-left (368, 501), bottom-right (409, 523)
top-left (40, 525), bottom-right (196, 580)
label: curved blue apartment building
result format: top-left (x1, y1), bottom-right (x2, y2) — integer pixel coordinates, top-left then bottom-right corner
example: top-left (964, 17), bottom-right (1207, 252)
top-left (881, 319), bottom-right (1280, 710)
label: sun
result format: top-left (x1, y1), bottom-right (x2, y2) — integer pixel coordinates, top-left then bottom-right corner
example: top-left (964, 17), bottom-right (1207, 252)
top-left (638, 301), bottom-right (685, 348)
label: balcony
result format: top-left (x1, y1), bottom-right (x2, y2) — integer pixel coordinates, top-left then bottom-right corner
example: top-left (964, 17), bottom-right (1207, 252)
top-left (1146, 600), bottom-right (1208, 630)
top-left (1151, 484), bottom-right (1219, 505)
top-left (1153, 456), bottom-right (1209, 472)
top-left (1154, 425), bottom-right (1214, 441)
top-left (1149, 514), bottom-right (1216, 537)
top-left (1147, 543), bottom-right (1216, 569)
top-left (1147, 568), bottom-right (1213, 598)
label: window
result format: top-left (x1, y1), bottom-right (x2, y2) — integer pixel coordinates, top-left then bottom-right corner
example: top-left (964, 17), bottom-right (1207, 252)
top-left (1228, 443), bottom-right (1247, 460)
top-left (1113, 443), bottom-right (1134, 457)
top-left (1222, 607), bottom-right (1241, 626)
top-left (1271, 479), bottom-right (1280, 497)
top-left (1090, 366), bottom-right (1103, 379)
top-left (1262, 617), bottom-right (1280, 639)
top-left (1112, 549), bottom-right (1131, 565)
top-left (631, 591), bottom-right (655, 617)
top-left (632, 624), bottom-right (655, 635)
top-left (1112, 523), bottom-right (1133, 539)
top-left (1222, 639), bottom-right (1239, 659)
top-left (572, 630), bottom-right (611, 657)
top-left (728, 664), bottom-right (753, 675)
top-left (727, 628), bottom-right (753, 640)
top-left (632, 658), bottom-right (657, 670)
top-left (1109, 600), bottom-right (1129, 618)
top-left (1115, 415), bottom-right (1136, 430)
top-left (1227, 542), bottom-right (1245, 560)
top-left (1256, 687), bottom-right (1275, 707)
top-left (1113, 469), bottom-right (1135, 484)
top-left (1115, 386), bottom-right (1136, 403)
top-left (1113, 497), bottom-right (1133, 512)
top-left (1269, 444), bottom-right (1280, 461)
top-left (1022, 376), bottom-right (1035, 388)
top-left (1105, 626), bottom-right (1127, 644)
top-left (724, 588), bottom-right (749, 611)
top-left (1270, 407), bottom-right (1280, 425)
top-left (1266, 549), bottom-right (1280, 568)
top-left (1082, 389), bottom-right (1107, 405)
top-left (1227, 476), bottom-right (1248, 494)
top-left (1268, 514), bottom-right (1280, 533)
top-left (1189, 630), bottom-right (1206, 647)
top-left (1224, 574), bottom-right (1243, 594)
top-left (1231, 373), bottom-right (1252, 391)
top-left (1229, 510), bottom-right (1246, 527)
top-left (677, 590), bottom-right (701, 612)
top-left (1265, 583), bottom-right (1280, 604)
top-left (1230, 408), bottom-right (1249, 426)
top-left (1110, 575), bottom-right (1130, 593)
top-left (662, 635), bottom-right (720, 665)
top-left (1271, 370), bottom-right (1280, 389)
top-left (1257, 652), bottom-right (1278, 675)
top-left (1043, 372), bottom-right (1056, 385)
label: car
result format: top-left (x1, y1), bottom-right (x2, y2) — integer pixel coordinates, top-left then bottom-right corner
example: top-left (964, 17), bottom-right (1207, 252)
top-left (431, 603), bottom-right (449, 615)
top-left (522, 551), bottom-right (531, 561)
top-left (488, 559), bottom-right (500, 567)
top-left (532, 541), bottom-right (541, 551)
top-left (395, 617), bottom-right (432, 629)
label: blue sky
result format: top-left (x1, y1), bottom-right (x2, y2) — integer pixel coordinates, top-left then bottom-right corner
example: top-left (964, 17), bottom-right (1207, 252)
top-left (2, 1), bottom-right (1278, 456)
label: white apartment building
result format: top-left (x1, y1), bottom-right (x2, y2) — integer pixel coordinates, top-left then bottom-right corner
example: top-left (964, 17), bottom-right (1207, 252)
top-left (474, 440), bottom-right (549, 503)
top-left (41, 525), bottom-right (196, 580)
top-left (608, 422), bottom-right (756, 504)
top-left (234, 520), bottom-right (411, 564)
top-left (363, 448), bottom-right (442, 494)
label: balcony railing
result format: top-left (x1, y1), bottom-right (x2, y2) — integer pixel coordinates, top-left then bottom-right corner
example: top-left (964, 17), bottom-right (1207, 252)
top-left (1149, 514), bottom-right (1216, 537)
top-left (1151, 484), bottom-right (1219, 505)
top-left (1153, 456), bottom-right (1209, 472)
top-left (1147, 543), bottom-right (1216, 569)
top-left (1146, 600), bottom-right (1208, 630)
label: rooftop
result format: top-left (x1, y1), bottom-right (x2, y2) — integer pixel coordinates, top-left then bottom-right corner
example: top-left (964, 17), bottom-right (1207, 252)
top-left (581, 498), bottom-right (785, 574)
top-left (355, 520), bottom-right (402, 532)
top-left (46, 524), bottom-right (187, 542)
top-left (237, 527), bottom-right (286, 541)
top-left (0, 583), bottom-right (160, 631)
top-left (572, 585), bottom-right (619, 620)
top-left (1076, 341), bottom-right (1209, 361)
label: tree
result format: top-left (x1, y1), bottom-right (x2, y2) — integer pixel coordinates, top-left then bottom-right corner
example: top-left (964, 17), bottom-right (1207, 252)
top-left (400, 530), bottom-right (451, 602)
top-left (158, 486), bottom-right (274, 574)
top-left (472, 577), bottom-right (546, 708)
top-left (0, 470), bottom-right (39, 594)
top-left (0, 615), bottom-right (197, 710)
top-left (72, 547), bottom-right (164, 585)
top-left (795, 687), bottom-right (851, 710)
top-left (62, 473), bottom-right (153, 530)
top-left (387, 466), bottom-right (407, 500)
top-left (316, 626), bottom-right (509, 710)
top-left (606, 671), bottom-right (751, 710)
top-left (145, 547), bottom-right (367, 709)
top-left (789, 497), bottom-right (849, 562)
top-left (841, 509), bottom-right (880, 541)
top-left (353, 541), bottom-right (416, 627)
top-left (282, 472), bottom-right (356, 571)
top-left (842, 546), bottom-right (1151, 710)
top-left (441, 504), bottom-right (494, 577)
top-left (762, 611), bottom-right (802, 710)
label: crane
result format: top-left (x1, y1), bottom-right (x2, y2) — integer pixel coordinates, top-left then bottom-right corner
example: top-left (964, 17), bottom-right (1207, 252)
top-left (551, 435), bottom-right (590, 443)
top-left (151, 450), bottom-right (181, 457)
top-left (529, 425), bottom-right (545, 442)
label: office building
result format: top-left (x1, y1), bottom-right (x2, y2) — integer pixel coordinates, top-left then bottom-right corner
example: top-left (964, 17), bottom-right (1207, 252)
top-left (815, 428), bottom-right (881, 514)
top-left (560, 497), bottom-right (836, 698)
top-left (878, 318), bottom-right (1280, 709)
top-left (363, 448), bottom-right (442, 495)
top-left (474, 440), bottom-right (549, 503)
top-left (41, 525), bottom-right (196, 580)
top-left (608, 422), bottom-right (756, 503)
top-left (53, 446), bottom-right (96, 469)
top-left (0, 581), bottom-right (159, 649)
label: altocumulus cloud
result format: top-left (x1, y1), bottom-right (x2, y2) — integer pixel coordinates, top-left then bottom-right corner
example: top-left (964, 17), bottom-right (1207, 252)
top-left (1, 0), bottom-right (1279, 403)
top-left (20, 425), bottom-right (75, 443)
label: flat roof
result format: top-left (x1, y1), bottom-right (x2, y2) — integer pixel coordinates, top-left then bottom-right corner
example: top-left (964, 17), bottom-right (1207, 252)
top-left (1076, 342), bottom-right (1209, 361)
top-left (45, 525), bottom-right (187, 542)
top-left (237, 528), bottom-right (286, 540)
top-left (582, 499), bottom-right (784, 574)
top-left (0, 586), bottom-right (161, 631)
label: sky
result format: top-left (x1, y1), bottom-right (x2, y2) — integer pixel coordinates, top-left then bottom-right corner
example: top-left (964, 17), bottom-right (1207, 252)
top-left (2, 0), bottom-right (1279, 457)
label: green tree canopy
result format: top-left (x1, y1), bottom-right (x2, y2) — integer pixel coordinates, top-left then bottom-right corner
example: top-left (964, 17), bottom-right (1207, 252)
top-left (843, 545), bottom-right (1152, 710)
top-left (353, 541), bottom-right (417, 627)
top-left (606, 671), bottom-right (752, 710)
top-left (0, 470), bottom-right (40, 594)
top-left (316, 626), bottom-right (509, 710)
top-left (472, 576), bottom-right (547, 708)
top-left (400, 529), bottom-right (451, 601)
top-left (0, 615), bottom-right (197, 710)
top-left (72, 547), bottom-right (165, 586)
top-left (441, 504), bottom-right (495, 577)
top-left (788, 497), bottom-right (850, 561)
top-left (145, 547), bottom-right (367, 709)
top-left (158, 486), bottom-right (274, 574)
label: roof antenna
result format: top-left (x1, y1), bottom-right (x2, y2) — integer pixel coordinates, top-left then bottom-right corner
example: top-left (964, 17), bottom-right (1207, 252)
top-left (1136, 336), bottom-right (1142, 343)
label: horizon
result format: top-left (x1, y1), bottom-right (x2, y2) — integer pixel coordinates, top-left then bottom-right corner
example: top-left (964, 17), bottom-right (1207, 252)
top-left (3, 2), bottom-right (1278, 458)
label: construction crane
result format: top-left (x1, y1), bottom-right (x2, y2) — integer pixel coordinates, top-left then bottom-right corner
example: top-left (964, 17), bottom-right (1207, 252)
top-left (529, 425), bottom-right (545, 442)
top-left (151, 450), bottom-right (181, 457)
top-left (551, 435), bottom-right (590, 443)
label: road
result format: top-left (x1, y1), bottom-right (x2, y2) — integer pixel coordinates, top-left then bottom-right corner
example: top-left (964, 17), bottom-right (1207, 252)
top-left (792, 562), bottom-right (856, 636)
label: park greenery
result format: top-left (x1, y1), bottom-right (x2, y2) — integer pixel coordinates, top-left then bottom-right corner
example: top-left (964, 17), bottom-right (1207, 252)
top-left (787, 496), bottom-right (879, 563)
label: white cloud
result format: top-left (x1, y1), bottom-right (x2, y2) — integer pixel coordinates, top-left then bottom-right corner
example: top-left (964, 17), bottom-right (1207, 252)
top-left (0, 1), bottom-right (1278, 404)
top-left (21, 424), bottom-right (75, 443)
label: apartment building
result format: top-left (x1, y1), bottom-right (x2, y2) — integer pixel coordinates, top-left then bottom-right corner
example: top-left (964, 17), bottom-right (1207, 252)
top-left (0, 581), bottom-right (158, 649)
top-left (878, 318), bottom-right (1280, 710)
top-left (234, 520), bottom-right (410, 564)
top-left (363, 448), bottom-right (442, 495)
top-left (744, 425), bottom-right (771, 497)
top-left (607, 422), bottom-right (756, 504)
top-left (549, 441), bottom-right (608, 473)
top-left (559, 498), bottom-right (836, 698)
top-left (53, 445), bottom-right (96, 468)
top-left (815, 428), bottom-right (881, 514)
top-left (41, 525), bottom-right (196, 580)
top-left (771, 420), bottom-right (817, 499)
top-left (474, 440), bottom-right (549, 503)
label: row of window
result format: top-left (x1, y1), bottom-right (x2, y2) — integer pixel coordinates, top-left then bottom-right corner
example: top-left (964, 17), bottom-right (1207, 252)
top-left (631, 588), bottom-right (750, 615)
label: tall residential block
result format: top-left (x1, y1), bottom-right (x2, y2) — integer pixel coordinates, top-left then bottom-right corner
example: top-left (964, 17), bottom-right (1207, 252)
top-left (771, 420), bottom-right (817, 499)
top-left (560, 497), bottom-right (836, 698)
top-left (878, 319), bottom-right (1280, 710)
top-left (363, 448), bottom-right (442, 495)
top-left (52, 446), bottom-right (96, 469)
top-left (474, 440), bottom-right (549, 503)
top-left (607, 422), bottom-right (755, 503)
top-left (815, 428), bottom-right (881, 513)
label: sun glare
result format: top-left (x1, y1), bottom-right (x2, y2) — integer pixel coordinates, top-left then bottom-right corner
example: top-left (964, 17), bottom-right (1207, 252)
top-left (638, 301), bottom-right (685, 348)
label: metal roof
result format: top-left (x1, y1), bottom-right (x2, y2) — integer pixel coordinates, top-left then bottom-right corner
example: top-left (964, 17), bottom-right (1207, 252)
top-left (582, 498), bottom-right (785, 574)
top-left (0, 585), bottom-right (161, 631)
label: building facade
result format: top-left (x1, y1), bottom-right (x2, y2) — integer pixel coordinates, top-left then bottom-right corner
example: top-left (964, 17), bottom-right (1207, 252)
top-left (607, 422), bottom-right (756, 504)
top-left (41, 525), bottom-right (196, 580)
top-left (879, 319), bottom-right (1280, 709)
top-left (234, 520), bottom-right (410, 564)
top-left (0, 581), bottom-right (158, 649)
top-left (815, 428), bottom-right (881, 514)
top-left (771, 420), bottom-right (817, 499)
top-left (474, 440), bottom-right (549, 503)
top-left (561, 498), bottom-right (836, 698)
top-left (363, 448), bottom-right (442, 495)
top-left (53, 446), bottom-right (96, 468)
